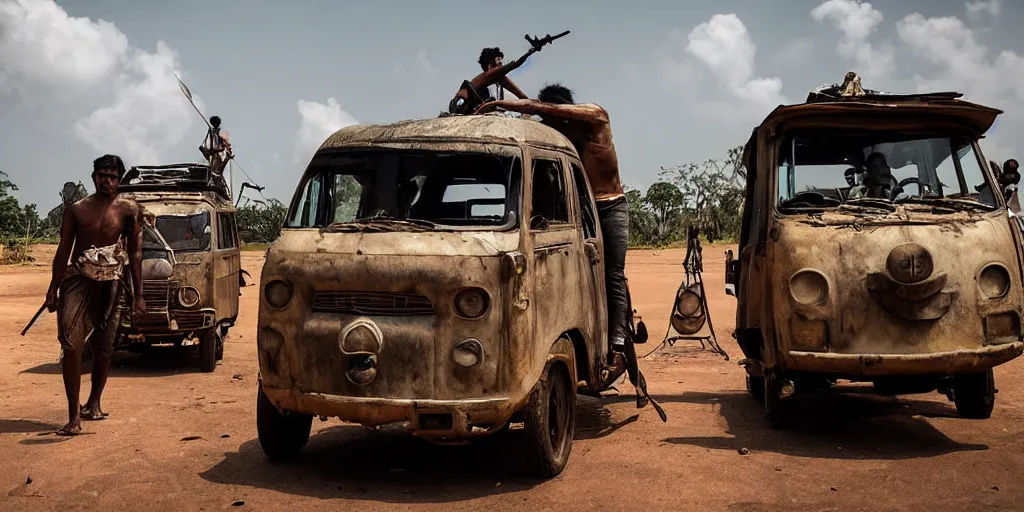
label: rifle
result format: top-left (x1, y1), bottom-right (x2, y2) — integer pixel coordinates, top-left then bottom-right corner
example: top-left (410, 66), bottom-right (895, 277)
top-left (524, 30), bottom-right (570, 52)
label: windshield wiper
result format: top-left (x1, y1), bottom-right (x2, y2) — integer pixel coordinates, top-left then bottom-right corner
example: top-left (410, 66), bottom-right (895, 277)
top-left (322, 216), bottom-right (437, 233)
top-left (841, 198), bottom-right (897, 213)
top-left (895, 197), bottom-right (996, 212)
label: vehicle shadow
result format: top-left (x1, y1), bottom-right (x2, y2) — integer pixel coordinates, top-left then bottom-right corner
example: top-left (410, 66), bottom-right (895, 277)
top-left (656, 387), bottom-right (988, 460)
top-left (200, 398), bottom-right (627, 503)
top-left (19, 346), bottom-right (206, 377)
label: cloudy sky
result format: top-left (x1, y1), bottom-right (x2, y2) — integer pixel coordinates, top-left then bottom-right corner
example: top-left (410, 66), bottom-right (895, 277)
top-left (1, 0), bottom-right (1022, 210)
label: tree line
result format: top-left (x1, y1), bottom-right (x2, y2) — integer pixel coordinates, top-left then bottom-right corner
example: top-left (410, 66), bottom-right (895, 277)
top-left (0, 144), bottom-right (744, 261)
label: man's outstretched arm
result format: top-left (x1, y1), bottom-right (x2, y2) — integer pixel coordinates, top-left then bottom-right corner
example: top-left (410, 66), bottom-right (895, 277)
top-left (500, 76), bottom-right (529, 99)
top-left (469, 48), bottom-right (537, 90)
top-left (476, 99), bottom-right (609, 124)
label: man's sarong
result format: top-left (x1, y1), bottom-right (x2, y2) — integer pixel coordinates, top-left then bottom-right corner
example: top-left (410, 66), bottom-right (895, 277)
top-left (56, 255), bottom-right (127, 359)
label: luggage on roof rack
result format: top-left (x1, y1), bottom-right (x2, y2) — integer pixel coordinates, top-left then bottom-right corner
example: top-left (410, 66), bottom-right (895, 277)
top-left (120, 163), bottom-right (231, 200)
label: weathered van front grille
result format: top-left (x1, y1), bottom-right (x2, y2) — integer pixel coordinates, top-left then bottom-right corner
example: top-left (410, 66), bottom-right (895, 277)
top-left (139, 280), bottom-right (177, 324)
top-left (312, 291), bottom-right (435, 316)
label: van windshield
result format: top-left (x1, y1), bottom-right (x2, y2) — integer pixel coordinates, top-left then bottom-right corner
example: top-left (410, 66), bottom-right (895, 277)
top-left (776, 134), bottom-right (998, 213)
top-left (285, 150), bottom-right (523, 231)
top-left (155, 213), bottom-right (211, 252)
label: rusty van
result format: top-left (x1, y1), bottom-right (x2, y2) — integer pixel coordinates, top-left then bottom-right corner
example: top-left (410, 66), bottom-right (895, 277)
top-left (725, 78), bottom-right (1024, 425)
top-left (255, 113), bottom-right (660, 477)
top-left (118, 164), bottom-right (245, 372)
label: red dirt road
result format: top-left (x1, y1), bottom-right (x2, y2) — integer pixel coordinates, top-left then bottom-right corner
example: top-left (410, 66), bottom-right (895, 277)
top-left (3, 246), bottom-right (1024, 511)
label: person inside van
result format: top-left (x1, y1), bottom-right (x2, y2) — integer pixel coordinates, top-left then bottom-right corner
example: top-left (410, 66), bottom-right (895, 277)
top-left (863, 152), bottom-right (896, 199)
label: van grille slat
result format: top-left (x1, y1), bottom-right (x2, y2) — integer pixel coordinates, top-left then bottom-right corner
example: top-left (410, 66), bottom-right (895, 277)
top-left (312, 291), bottom-right (435, 316)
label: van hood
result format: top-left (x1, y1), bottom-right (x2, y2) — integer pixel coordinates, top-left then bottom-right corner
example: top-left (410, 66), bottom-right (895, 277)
top-left (272, 228), bottom-right (520, 257)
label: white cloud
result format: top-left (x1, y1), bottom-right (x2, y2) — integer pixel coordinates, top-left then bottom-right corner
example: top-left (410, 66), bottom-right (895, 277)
top-left (0, 0), bottom-right (198, 166)
top-left (772, 37), bottom-right (816, 69)
top-left (683, 14), bottom-right (786, 108)
top-left (811, 0), bottom-right (895, 79)
top-left (294, 97), bottom-right (358, 165)
top-left (966, 0), bottom-right (1001, 20)
top-left (896, 12), bottom-right (1024, 161)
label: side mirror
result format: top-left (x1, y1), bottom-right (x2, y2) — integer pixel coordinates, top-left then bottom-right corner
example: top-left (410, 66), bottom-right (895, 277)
top-left (999, 159), bottom-right (1021, 203)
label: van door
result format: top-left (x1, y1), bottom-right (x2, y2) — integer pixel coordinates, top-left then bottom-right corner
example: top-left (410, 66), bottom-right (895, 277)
top-left (215, 211), bottom-right (241, 322)
top-left (528, 152), bottom-right (577, 357)
top-left (568, 159), bottom-right (607, 359)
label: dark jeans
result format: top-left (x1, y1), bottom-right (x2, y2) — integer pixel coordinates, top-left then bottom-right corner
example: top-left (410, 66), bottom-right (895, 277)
top-left (597, 196), bottom-right (629, 347)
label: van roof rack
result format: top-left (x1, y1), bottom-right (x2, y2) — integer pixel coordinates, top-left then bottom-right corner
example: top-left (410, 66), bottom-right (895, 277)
top-left (120, 163), bottom-right (230, 200)
top-left (805, 71), bottom-right (963, 105)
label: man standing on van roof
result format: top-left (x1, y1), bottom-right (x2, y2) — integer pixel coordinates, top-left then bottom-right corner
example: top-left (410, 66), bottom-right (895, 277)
top-left (44, 154), bottom-right (147, 436)
top-left (476, 84), bottom-right (631, 350)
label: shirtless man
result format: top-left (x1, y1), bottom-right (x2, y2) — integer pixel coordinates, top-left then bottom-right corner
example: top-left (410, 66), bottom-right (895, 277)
top-left (476, 84), bottom-right (630, 349)
top-left (448, 46), bottom-right (537, 115)
top-left (44, 154), bottom-right (146, 436)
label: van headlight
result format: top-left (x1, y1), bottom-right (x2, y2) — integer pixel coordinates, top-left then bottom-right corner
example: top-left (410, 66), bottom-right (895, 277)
top-left (177, 286), bottom-right (201, 308)
top-left (790, 270), bottom-right (829, 305)
top-left (454, 288), bottom-right (489, 318)
top-left (264, 279), bottom-right (293, 309)
top-left (979, 264), bottom-right (1011, 299)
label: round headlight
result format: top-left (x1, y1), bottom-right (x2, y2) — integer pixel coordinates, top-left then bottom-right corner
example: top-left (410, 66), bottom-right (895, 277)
top-left (979, 264), bottom-right (1011, 299)
top-left (790, 270), bottom-right (829, 305)
top-left (264, 279), bottom-right (293, 309)
top-left (453, 339), bottom-right (484, 367)
top-left (177, 286), bottom-right (201, 308)
top-left (454, 288), bottom-right (489, 318)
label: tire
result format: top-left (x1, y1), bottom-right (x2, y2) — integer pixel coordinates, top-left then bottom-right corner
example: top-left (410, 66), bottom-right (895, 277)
top-left (952, 369), bottom-right (995, 419)
top-left (197, 329), bottom-right (217, 373)
top-left (746, 374), bottom-right (764, 399)
top-left (764, 373), bottom-right (784, 428)
top-left (256, 382), bottom-right (313, 461)
top-left (519, 362), bottom-right (576, 478)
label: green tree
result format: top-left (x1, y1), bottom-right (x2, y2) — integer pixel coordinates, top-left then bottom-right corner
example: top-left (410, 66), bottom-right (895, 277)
top-left (236, 198), bottom-right (288, 244)
top-left (643, 181), bottom-right (686, 244)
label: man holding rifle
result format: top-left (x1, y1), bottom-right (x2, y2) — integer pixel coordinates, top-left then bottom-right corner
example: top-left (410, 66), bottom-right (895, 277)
top-left (447, 31), bottom-right (569, 115)
top-left (42, 154), bottom-right (146, 436)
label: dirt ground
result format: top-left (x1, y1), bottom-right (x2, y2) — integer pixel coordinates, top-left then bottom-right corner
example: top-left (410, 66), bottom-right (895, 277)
top-left (3, 245), bottom-right (1024, 511)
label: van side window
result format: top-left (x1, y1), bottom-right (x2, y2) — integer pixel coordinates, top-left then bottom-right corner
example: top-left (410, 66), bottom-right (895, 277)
top-left (218, 212), bottom-right (238, 249)
top-left (530, 158), bottom-right (569, 230)
top-left (570, 162), bottom-right (598, 239)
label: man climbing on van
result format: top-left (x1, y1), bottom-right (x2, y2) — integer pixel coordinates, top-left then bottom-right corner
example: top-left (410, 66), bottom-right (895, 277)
top-left (476, 84), bottom-right (631, 350)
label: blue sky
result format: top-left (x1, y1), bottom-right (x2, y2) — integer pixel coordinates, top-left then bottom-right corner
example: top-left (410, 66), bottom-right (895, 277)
top-left (1, 0), bottom-right (1022, 210)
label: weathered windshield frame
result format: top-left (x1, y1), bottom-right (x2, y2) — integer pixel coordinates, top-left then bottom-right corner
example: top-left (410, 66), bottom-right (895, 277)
top-left (284, 147), bottom-right (524, 232)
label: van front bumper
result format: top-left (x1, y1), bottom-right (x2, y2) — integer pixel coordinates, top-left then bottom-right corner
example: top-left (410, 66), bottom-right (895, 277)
top-left (784, 341), bottom-right (1024, 377)
top-left (261, 386), bottom-right (514, 440)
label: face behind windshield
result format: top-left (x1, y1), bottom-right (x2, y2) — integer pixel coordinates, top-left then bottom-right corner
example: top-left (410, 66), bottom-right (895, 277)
top-left (285, 150), bottom-right (523, 230)
top-left (776, 134), bottom-right (998, 212)
top-left (155, 212), bottom-right (212, 252)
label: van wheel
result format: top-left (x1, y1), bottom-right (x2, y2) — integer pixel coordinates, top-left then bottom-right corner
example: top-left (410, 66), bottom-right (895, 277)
top-left (256, 382), bottom-right (313, 461)
top-left (197, 330), bottom-right (217, 373)
top-left (746, 374), bottom-right (764, 399)
top-left (764, 373), bottom-right (785, 428)
top-left (519, 362), bottom-right (575, 478)
top-left (952, 369), bottom-right (995, 419)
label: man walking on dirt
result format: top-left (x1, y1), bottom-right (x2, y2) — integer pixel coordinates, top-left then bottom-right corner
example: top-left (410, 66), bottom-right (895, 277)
top-left (44, 154), bottom-right (146, 436)
top-left (476, 84), bottom-right (631, 350)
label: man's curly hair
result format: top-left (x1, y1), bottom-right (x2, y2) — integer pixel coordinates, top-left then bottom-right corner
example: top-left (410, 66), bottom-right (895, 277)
top-left (538, 83), bottom-right (575, 105)
top-left (478, 47), bottom-right (503, 71)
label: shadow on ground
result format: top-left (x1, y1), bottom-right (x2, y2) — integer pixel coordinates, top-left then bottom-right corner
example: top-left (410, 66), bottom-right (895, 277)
top-left (20, 346), bottom-right (208, 377)
top-left (200, 396), bottom-right (626, 503)
top-left (654, 386), bottom-right (988, 460)
top-left (0, 419), bottom-right (61, 434)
